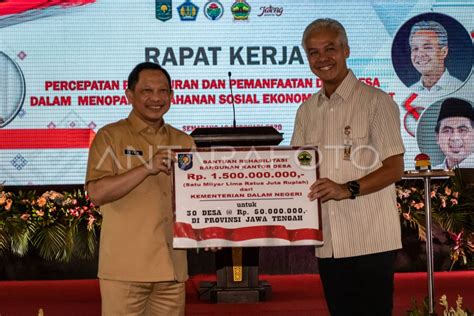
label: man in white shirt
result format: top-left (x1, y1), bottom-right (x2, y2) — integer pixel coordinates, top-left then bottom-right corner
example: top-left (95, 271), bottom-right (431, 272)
top-left (434, 98), bottom-right (474, 169)
top-left (292, 18), bottom-right (405, 315)
top-left (408, 20), bottom-right (462, 93)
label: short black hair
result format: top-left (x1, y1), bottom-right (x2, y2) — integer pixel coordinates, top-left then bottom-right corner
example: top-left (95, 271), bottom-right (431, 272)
top-left (127, 62), bottom-right (172, 91)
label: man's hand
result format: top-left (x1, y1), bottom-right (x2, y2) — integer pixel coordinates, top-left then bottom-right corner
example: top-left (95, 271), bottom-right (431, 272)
top-left (306, 155), bottom-right (404, 204)
top-left (308, 178), bottom-right (351, 202)
top-left (148, 150), bottom-right (177, 175)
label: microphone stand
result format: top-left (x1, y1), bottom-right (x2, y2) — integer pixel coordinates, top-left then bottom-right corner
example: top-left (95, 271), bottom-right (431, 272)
top-left (228, 71), bottom-right (237, 128)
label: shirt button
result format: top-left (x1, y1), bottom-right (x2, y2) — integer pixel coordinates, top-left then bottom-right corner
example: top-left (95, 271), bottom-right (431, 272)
top-left (163, 192), bottom-right (168, 196)
top-left (164, 217), bottom-right (169, 222)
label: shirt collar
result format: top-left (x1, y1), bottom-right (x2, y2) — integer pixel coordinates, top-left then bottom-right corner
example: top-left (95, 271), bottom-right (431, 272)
top-left (127, 110), bottom-right (168, 135)
top-left (412, 69), bottom-right (452, 92)
top-left (445, 153), bottom-right (474, 169)
top-left (317, 69), bottom-right (358, 103)
top-left (431, 70), bottom-right (453, 91)
top-left (458, 153), bottom-right (474, 168)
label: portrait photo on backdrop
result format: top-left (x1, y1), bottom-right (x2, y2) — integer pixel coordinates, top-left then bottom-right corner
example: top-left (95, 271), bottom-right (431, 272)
top-left (391, 12), bottom-right (473, 96)
top-left (417, 97), bottom-right (474, 169)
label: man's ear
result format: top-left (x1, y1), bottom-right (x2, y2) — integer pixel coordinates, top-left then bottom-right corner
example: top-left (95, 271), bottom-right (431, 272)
top-left (345, 45), bottom-right (350, 59)
top-left (440, 46), bottom-right (448, 60)
top-left (125, 88), bottom-right (134, 104)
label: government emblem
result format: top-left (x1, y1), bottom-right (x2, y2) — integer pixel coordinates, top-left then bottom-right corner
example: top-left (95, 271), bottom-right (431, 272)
top-left (231, 0), bottom-right (251, 21)
top-left (204, 1), bottom-right (224, 21)
top-left (155, 0), bottom-right (172, 22)
top-left (297, 151), bottom-right (312, 166)
top-left (178, 153), bottom-right (193, 170)
top-left (0, 51), bottom-right (25, 128)
top-left (177, 0), bottom-right (199, 21)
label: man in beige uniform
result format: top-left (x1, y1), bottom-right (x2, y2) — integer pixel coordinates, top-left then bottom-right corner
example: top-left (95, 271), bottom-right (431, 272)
top-left (291, 19), bottom-right (405, 315)
top-left (86, 62), bottom-right (194, 315)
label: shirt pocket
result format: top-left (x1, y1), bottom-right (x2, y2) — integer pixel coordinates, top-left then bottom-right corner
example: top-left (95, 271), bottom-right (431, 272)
top-left (303, 116), bottom-right (323, 146)
top-left (304, 132), bottom-right (321, 147)
top-left (349, 111), bottom-right (369, 144)
top-left (349, 111), bottom-right (380, 170)
top-left (116, 145), bottom-right (150, 174)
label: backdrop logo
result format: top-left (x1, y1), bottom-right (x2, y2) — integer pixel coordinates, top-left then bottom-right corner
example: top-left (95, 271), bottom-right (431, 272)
top-left (0, 52), bottom-right (25, 129)
top-left (156, 0), bottom-right (172, 21)
top-left (204, 1), bottom-right (224, 21)
top-left (257, 5), bottom-right (283, 17)
top-left (177, 0), bottom-right (199, 21)
top-left (231, 0), bottom-right (251, 21)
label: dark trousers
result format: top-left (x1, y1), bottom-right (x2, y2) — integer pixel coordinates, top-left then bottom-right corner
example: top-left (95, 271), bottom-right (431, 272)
top-left (318, 250), bottom-right (397, 316)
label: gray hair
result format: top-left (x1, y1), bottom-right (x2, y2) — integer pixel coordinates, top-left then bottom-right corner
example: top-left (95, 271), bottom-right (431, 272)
top-left (409, 20), bottom-right (448, 48)
top-left (301, 18), bottom-right (349, 50)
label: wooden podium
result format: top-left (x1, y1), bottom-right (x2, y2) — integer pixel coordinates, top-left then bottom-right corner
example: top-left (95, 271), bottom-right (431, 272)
top-left (190, 126), bottom-right (283, 303)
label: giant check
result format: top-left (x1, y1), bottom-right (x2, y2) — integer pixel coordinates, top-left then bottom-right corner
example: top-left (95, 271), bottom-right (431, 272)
top-left (172, 147), bottom-right (322, 248)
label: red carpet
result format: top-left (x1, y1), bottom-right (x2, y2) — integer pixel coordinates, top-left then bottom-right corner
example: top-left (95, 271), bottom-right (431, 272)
top-left (0, 272), bottom-right (473, 316)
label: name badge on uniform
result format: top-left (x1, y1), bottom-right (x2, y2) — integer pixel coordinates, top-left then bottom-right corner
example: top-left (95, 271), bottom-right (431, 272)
top-left (343, 126), bottom-right (352, 161)
top-left (124, 149), bottom-right (143, 156)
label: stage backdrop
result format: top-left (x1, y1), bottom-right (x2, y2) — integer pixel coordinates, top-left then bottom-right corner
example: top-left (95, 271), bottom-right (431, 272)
top-left (0, 0), bottom-right (473, 185)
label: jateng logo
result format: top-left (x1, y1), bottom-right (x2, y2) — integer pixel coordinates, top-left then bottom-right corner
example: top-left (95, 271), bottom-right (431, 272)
top-left (177, 0), bottom-right (199, 21)
top-left (204, 0), bottom-right (224, 21)
top-left (156, 0), bottom-right (172, 21)
top-left (257, 5), bottom-right (283, 17)
top-left (231, 0), bottom-right (251, 21)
